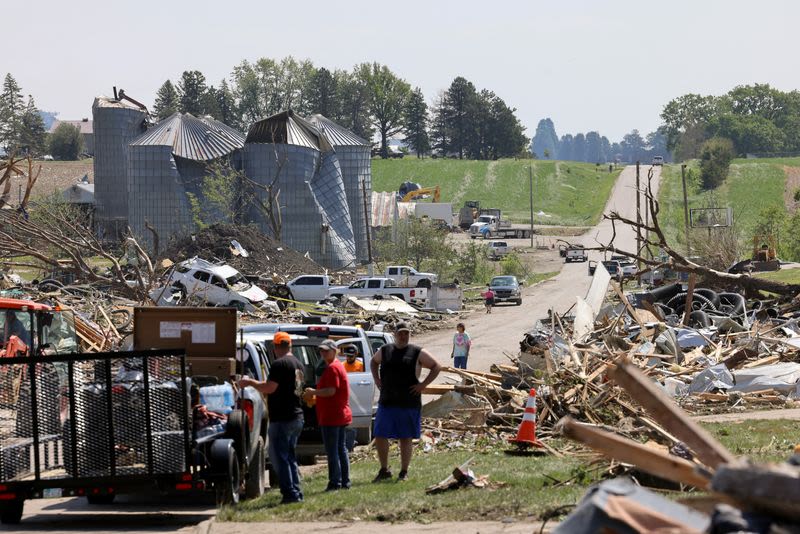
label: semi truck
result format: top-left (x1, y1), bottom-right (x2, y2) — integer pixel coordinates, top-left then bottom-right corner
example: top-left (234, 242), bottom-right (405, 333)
top-left (469, 211), bottom-right (534, 239)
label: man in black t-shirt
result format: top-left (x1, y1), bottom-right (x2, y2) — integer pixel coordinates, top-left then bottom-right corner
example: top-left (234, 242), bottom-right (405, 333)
top-left (239, 332), bottom-right (305, 504)
top-left (369, 322), bottom-right (441, 482)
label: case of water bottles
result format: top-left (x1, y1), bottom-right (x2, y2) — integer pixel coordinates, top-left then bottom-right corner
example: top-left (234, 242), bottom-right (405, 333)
top-left (199, 383), bottom-right (235, 414)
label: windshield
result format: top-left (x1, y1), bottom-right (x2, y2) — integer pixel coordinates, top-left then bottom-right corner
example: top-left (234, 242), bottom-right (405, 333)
top-left (40, 310), bottom-right (78, 354)
top-left (477, 216), bottom-right (493, 223)
top-left (1, 308), bottom-right (33, 348)
top-left (226, 273), bottom-right (250, 289)
top-left (490, 276), bottom-right (517, 287)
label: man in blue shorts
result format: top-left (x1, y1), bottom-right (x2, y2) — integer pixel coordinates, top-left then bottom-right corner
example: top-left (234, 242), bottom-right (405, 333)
top-left (370, 322), bottom-right (442, 482)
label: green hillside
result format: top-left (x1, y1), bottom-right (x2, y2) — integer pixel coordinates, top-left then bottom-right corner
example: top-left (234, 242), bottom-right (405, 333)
top-left (658, 158), bottom-right (796, 250)
top-left (371, 158), bottom-right (621, 226)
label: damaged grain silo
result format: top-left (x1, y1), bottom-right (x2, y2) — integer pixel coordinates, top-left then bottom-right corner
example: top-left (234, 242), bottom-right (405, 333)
top-left (307, 114), bottom-right (372, 264)
top-left (242, 110), bottom-right (356, 269)
top-left (92, 96), bottom-right (147, 239)
top-left (127, 113), bottom-right (245, 250)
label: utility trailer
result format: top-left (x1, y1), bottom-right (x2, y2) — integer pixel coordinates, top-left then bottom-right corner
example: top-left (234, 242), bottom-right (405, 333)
top-left (0, 301), bottom-right (266, 524)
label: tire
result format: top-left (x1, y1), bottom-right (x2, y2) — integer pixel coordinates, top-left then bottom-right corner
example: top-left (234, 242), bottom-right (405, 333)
top-left (86, 494), bottom-right (115, 505)
top-left (216, 446), bottom-right (241, 505)
top-left (666, 292), bottom-right (717, 314)
top-left (225, 410), bottom-right (249, 464)
top-left (244, 437), bottom-right (265, 499)
top-left (0, 500), bottom-right (23, 524)
top-left (417, 279), bottom-right (432, 289)
top-left (298, 455), bottom-right (317, 466)
top-left (515, 299), bottom-right (522, 306)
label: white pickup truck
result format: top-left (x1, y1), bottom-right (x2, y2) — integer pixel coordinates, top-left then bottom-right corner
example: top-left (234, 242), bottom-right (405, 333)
top-left (384, 265), bottom-right (438, 288)
top-left (486, 240), bottom-right (511, 260)
top-left (327, 277), bottom-right (427, 305)
top-left (285, 274), bottom-right (332, 302)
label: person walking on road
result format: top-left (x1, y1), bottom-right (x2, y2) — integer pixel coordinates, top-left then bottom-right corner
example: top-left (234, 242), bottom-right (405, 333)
top-left (303, 340), bottom-right (352, 491)
top-left (370, 322), bottom-right (442, 482)
top-left (450, 323), bottom-right (472, 369)
top-left (238, 332), bottom-right (305, 504)
top-left (483, 285), bottom-right (495, 314)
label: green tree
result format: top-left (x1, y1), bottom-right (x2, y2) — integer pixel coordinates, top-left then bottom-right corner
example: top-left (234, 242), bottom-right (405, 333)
top-left (48, 123), bottom-right (84, 160)
top-left (308, 67), bottom-right (338, 118)
top-left (572, 133), bottom-right (586, 162)
top-left (153, 80), bottom-right (179, 121)
top-left (201, 85), bottom-right (221, 120)
top-left (660, 93), bottom-right (718, 155)
top-left (0, 73), bottom-right (25, 153)
top-left (442, 77), bottom-right (479, 159)
top-left (364, 63), bottom-right (411, 158)
top-left (215, 79), bottom-right (238, 127)
top-left (429, 90), bottom-right (449, 156)
top-left (335, 65), bottom-right (373, 140)
top-left (403, 87), bottom-right (429, 157)
top-left (19, 96), bottom-right (47, 156)
top-left (753, 205), bottom-right (788, 259)
top-left (531, 118), bottom-right (558, 160)
top-left (178, 70), bottom-right (208, 115)
top-left (585, 131), bottom-right (606, 163)
top-left (698, 137), bottom-right (735, 190)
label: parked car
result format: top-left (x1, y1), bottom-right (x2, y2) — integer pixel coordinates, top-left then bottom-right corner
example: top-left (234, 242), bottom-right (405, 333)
top-left (486, 241), bottom-right (511, 260)
top-left (327, 277), bottom-right (427, 305)
top-left (366, 330), bottom-right (395, 355)
top-left (652, 156), bottom-right (664, 166)
top-left (166, 257), bottom-right (271, 312)
top-left (488, 275), bottom-right (523, 306)
top-left (384, 265), bottom-right (438, 288)
top-left (611, 255), bottom-right (638, 278)
top-left (285, 274), bottom-right (331, 302)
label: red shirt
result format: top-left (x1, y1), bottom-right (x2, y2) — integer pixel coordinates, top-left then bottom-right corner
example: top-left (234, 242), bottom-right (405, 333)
top-left (315, 359), bottom-right (352, 427)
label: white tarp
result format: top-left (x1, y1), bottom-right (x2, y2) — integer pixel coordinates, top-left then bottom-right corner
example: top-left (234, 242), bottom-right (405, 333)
top-left (730, 362), bottom-right (800, 394)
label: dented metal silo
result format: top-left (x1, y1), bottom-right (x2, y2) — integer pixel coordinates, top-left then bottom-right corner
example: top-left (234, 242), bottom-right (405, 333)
top-left (127, 113), bottom-right (245, 250)
top-left (92, 96), bottom-right (146, 239)
top-left (308, 114), bottom-right (372, 264)
top-left (242, 110), bottom-right (356, 269)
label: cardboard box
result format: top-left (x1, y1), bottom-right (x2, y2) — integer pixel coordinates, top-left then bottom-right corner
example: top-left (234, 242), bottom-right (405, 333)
top-left (187, 357), bottom-right (237, 381)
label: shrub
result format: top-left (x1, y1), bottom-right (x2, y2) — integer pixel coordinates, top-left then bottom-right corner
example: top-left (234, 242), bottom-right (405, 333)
top-left (500, 252), bottom-right (530, 280)
top-left (48, 123), bottom-right (84, 160)
top-left (698, 138), bottom-right (735, 190)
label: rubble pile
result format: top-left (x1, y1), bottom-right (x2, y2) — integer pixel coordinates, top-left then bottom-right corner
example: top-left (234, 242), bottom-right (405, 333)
top-left (160, 223), bottom-right (330, 280)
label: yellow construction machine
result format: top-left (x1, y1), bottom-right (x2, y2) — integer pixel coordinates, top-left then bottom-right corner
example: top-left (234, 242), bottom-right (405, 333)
top-left (401, 186), bottom-right (441, 203)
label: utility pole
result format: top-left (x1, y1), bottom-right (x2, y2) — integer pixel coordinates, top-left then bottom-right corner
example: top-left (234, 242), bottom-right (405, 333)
top-left (681, 164), bottom-right (690, 254)
top-left (529, 165), bottom-right (534, 248)
top-left (361, 178), bottom-right (373, 275)
top-left (635, 161), bottom-right (641, 273)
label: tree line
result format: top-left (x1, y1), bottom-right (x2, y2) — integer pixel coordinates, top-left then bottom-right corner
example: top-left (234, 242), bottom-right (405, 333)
top-left (152, 58), bottom-right (529, 159)
top-left (661, 83), bottom-right (800, 160)
top-left (530, 118), bottom-right (668, 164)
top-left (0, 74), bottom-right (47, 157)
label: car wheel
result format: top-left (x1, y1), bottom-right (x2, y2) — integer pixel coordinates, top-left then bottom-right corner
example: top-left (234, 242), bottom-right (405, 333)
top-left (216, 446), bottom-right (241, 505)
top-left (515, 299), bottom-right (522, 306)
top-left (0, 500), bottom-right (23, 524)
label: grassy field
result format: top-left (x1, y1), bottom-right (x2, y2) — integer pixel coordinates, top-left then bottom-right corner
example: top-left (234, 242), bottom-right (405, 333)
top-left (219, 419), bottom-right (800, 524)
top-left (658, 158), bottom-right (796, 252)
top-left (755, 267), bottom-right (800, 285)
top-left (372, 158), bottom-right (621, 226)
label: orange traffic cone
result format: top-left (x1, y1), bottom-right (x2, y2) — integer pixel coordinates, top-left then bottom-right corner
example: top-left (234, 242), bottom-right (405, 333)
top-left (509, 388), bottom-right (544, 448)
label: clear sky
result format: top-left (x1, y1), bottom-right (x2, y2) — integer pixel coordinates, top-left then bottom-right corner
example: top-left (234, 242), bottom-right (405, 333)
top-left (6, 0), bottom-right (800, 141)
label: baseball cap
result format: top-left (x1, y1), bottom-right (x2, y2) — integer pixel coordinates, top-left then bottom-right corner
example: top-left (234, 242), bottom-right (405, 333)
top-left (319, 339), bottom-right (338, 351)
top-left (394, 321), bottom-right (411, 333)
top-left (342, 345), bottom-right (358, 356)
top-left (273, 332), bottom-right (292, 345)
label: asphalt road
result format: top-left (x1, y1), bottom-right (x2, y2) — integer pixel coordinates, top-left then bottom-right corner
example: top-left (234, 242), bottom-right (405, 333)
top-left (416, 164), bottom-right (662, 372)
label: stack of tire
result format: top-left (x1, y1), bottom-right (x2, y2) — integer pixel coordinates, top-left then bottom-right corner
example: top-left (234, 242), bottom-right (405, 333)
top-left (643, 283), bottom-right (748, 329)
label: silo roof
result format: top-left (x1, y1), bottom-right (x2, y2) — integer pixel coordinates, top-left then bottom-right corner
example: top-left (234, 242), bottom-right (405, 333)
top-left (92, 96), bottom-right (144, 111)
top-left (307, 114), bottom-right (369, 147)
top-left (130, 113), bottom-right (245, 161)
top-left (245, 110), bottom-right (332, 152)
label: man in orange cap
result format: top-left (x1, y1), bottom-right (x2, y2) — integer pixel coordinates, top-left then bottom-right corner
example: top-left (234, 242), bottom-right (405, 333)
top-left (239, 331), bottom-right (305, 504)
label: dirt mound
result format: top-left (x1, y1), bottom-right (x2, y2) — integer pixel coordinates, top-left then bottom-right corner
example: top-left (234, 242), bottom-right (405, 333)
top-left (161, 223), bottom-right (325, 279)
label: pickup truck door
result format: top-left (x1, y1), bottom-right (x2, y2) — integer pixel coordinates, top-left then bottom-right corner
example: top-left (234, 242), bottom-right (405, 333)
top-left (335, 338), bottom-right (375, 421)
top-left (366, 279), bottom-right (383, 297)
top-left (347, 279), bottom-right (367, 297)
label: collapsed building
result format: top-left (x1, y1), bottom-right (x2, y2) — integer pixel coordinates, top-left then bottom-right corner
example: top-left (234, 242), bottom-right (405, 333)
top-left (92, 97), bottom-right (370, 269)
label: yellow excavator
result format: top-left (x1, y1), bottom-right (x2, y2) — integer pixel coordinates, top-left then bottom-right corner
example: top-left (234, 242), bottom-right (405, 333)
top-left (401, 186), bottom-right (441, 203)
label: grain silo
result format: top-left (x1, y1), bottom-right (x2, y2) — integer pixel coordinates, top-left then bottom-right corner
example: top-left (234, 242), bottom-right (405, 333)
top-left (127, 113), bottom-right (245, 250)
top-left (242, 110), bottom-right (356, 269)
top-left (307, 114), bottom-right (372, 264)
top-left (92, 96), bottom-right (146, 239)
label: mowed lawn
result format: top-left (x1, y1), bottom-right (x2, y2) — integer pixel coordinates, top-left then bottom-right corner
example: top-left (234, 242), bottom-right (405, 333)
top-left (219, 419), bottom-right (800, 524)
top-left (372, 158), bottom-right (621, 226)
top-left (658, 158), bottom-right (794, 250)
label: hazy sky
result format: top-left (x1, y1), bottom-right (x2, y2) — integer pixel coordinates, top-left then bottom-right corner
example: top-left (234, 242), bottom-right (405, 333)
top-left (6, 0), bottom-right (800, 141)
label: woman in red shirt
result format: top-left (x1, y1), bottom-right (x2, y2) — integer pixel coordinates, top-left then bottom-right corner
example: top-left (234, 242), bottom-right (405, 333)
top-left (303, 340), bottom-right (353, 490)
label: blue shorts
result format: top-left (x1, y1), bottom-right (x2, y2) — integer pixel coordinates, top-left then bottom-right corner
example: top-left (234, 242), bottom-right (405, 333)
top-left (374, 405), bottom-right (421, 439)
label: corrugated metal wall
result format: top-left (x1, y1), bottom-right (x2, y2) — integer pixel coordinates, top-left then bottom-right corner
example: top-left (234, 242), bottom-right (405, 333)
top-left (334, 146), bottom-right (371, 263)
top-left (92, 101), bottom-right (146, 239)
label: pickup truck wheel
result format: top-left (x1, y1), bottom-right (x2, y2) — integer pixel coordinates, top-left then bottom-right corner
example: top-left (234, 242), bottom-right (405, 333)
top-left (515, 299), bottom-right (523, 306)
top-left (217, 447), bottom-right (241, 505)
top-left (0, 500), bottom-right (23, 524)
top-left (225, 410), bottom-right (250, 463)
top-left (416, 279), bottom-right (432, 289)
top-left (470, 236), bottom-right (476, 240)
top-left (244, 437), bottom-right (265, 499)
top-left (86, 494), bottom-right (115, 505)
